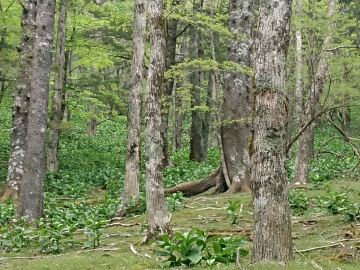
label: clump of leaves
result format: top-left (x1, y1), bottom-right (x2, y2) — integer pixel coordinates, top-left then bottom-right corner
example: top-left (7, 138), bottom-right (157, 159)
top-left (166, 192), bottom-right (186, 211)
top-left (315, 190), bottom-right (350, 215)
top-left (226, 200), bottom-right (242, 225)
top-left (152, 228), bottom-right (248, 268)
top-left (289, 189), bottom-right (310, 215)
top-left (124, 192), bottom-right (147, 216)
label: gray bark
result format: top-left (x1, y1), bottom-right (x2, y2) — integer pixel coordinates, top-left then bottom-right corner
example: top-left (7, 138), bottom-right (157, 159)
top-left (294, 0), bottom-right (335, 185)
top-left (1, 0), bottom-right (36, 203)
top-left (142, 0), bottom-right (171, 242)
top-left (251, 0), bottom-right (293, 262)
top-left (16, 0), bottom-right (56, 225)
top-left (118, 0), bottom-right (146, 216)
top-left (47, 0), bottom-right (68, 173)
top-left (222, 0), bottom-right (253, 193)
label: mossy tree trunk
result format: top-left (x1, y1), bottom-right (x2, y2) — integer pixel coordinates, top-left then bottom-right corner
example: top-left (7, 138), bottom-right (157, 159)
top-left (1, 0), bottom-right (36, 203)
top-left (221, 0), bottom-right (253, 193)
top-left (16, 0), bottom-right (56, 225)
top-left (251, 0), bottom-right (293, 261)
top-left (118, 0), bottom-right (146, 216)
top-left (47, 0), bottom-right (68, 173)
top-left (142, 0), bottom-right (171, 242)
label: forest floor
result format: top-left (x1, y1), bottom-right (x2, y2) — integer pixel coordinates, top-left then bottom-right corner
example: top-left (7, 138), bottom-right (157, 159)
top-left (2, 179), bottom-right (360, 270)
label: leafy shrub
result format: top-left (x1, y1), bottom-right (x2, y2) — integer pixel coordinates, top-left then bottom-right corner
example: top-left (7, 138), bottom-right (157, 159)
top-left (166, 192), bottom-right (186, 211)
top-left (152, 228), bottom-right (248, 268)
top-left (226, 200), bottom-right (242, 224)
top-left (314, 191), bottom-right (350, 215)
top-left (289, 189), bottom-right (310, 215)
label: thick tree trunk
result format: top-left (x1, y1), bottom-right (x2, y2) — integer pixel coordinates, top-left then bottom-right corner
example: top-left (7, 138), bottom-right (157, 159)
top-left (47, 0), bottom-right (68, 173)
top-left (222, 0), bottom-right (253, 194)
top-left (16, 0), bottom-right (56, 225)
top-left (189, 25), bottom-right (206, 162)
top-left (118, 0), bottom-right (146, 216)
top-left (294, 0), bottom-right (335, 185)
top-left (142, 0), bottom-right (171, 242)
top-left (1, 0), bottom-right (36, 203)
top-left (161, 15), bottom-right (178, 167)
top-left (251, 0), bottom-right (293, 262)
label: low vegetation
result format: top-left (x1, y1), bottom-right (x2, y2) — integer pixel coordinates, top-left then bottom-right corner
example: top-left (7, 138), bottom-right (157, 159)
top-left (2, 106), bottom-right (360, 269)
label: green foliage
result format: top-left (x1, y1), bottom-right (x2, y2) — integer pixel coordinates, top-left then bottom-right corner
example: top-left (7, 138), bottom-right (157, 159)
top-left (152, 228), bottom-right (248, 268)
top-left (166, 192), bottom-right (186, 212)
top-left (289, 190), bottom-right (310, 215)
top-left (226, 200), bottom-right (242, 225)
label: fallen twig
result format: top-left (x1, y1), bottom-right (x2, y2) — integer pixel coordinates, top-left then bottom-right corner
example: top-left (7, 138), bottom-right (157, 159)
top-left (295, 243), bottom-right (340, 253)
top-left (310, 260), bottom-right (323, 270)
top-left (103, 222), bottom-right (139, 228)
top-left (129, 244), bottom-right (152, 258)
top-left (195, 207), bottom-right (226, 211)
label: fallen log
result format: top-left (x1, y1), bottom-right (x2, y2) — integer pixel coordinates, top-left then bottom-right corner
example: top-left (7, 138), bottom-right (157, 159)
top-left (164, 166), bottom-right (221, 196)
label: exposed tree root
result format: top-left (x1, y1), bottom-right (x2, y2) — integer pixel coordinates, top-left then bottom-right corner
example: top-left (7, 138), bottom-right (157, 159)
top-left (164, 166), bottom-right (221, 196)
top-left (0, 183), bottom-right (19, 204)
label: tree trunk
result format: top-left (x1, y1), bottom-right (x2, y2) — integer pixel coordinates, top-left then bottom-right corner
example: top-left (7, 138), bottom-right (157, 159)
top-left (293, 0), bottom-right (307, 185)
top-left (171, 38), bottom-right (187, 151)
top-left (84, 104), bottom-right (98, 137)
top-left (189, 25), bottom-right (205, 162)
top-left (251, 0), bottom-right (293, 262)
top-left (118, 0), bottom-right (146, 216)
top-left (221, 0), bottom-right (253, 194)
top-left (47, 0), bottom-right (68, 173)
top-left (161, 14), bottom-right (178, 167)
top-left (62, 50), bottom-right (71, 122)
top-left (142, 0), bottom-right (171, 243)
top-left (16, 0), bottom-right (56, 225)
top-left (0, 0), bottom-right (36, 203)
top-left (294, 0), bottom-right (335, 185)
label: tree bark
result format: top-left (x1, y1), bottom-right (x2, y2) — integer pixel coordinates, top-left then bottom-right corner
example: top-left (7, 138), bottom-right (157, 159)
top-left (47, 0), bottom-right (68, 173)
top-left (1, 0), bottom-right (36, 203)
top-left (222, 0), bottom-right (253, 193)
top-left (118, 0), bottom-right (146, 216)
top-left (171, 38), bottom-right (187, 151)
top-left (294, 0), bottom-right (335, 185)
top-left (251, 0), bottom-right (293, 262)
top-left (161, 11), bottom-right (178, 167)
top-left (84, 104), bottom-right (98, 137)
top-left (16, 0), bottom-right (56, 225)
top-left (189, 25), bottom-right (206, 162)
top-left (142, 0), bottom-right (171, 242)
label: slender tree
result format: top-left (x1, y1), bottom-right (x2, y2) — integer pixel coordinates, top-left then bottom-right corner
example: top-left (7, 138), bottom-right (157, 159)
top-left (251, 0), bottom-right (293, 261)
top-left (142, 0), bottom-right (171, 242)
top-left (16, 0), bottom-right (56, 225)
top-left (47, 0), bottom-right (68, 173)
top-left (160, 1), bottom-right (178, 167)
top-left (221, 0), bottom-right (253, 193)
top-left (294, 0), bottom-right (336, 185)
top-left (189, 24), bottom-right (205, 162)
top-left (118, 0), bottom-right (146, 216)
top-left (0, 0), bottom-right (36, 203)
